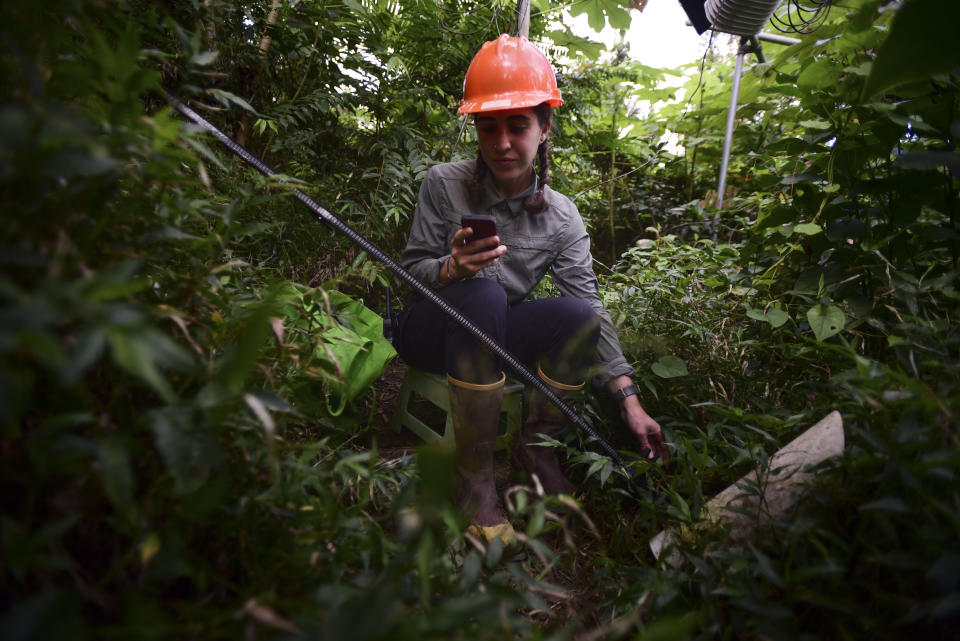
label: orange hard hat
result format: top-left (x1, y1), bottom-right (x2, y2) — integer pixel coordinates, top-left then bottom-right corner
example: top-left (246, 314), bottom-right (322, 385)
top-left (458, 34), bottom-right (563, 114)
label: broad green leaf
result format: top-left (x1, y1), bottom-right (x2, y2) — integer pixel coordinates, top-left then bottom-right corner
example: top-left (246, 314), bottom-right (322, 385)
top-left (98, 438), bottom-right (136, 522)
top-left (797, 59), bottom-right (840, 91)
top-left (781, 173), bottom-right (817, 185)
top-left (844, 61), bottom-right (872, 77)
top-left (216, 301), bottom-right (275, 393)
top-left (864, 0), bottom-right (960, 98)
top-left (756, 205), bottom-right (798, 229)
top-left (107, 328), bottom-right (177, 402)
top-left (793, 223), bottom-right (822, 235)
top-left (606, 0), bottom-right (632, 29)
top-left (806, 304), bottom-right (845, 342)
top-left (750, 544), bottom-right (785, 589)
top-left (569, 0), bottom-right (631, 32)
top-left (894, 151), bottom-right (960, 174)
top-left (799, 119), bottom-right (832, 130)
top-left (63, 328), bottom-right (107, 384)
top-left (148, 409), bottom-right (219, 495)
top-left (544, 30), bottom-right (605, 60)
top-left (77, 259), bottom-right (145, 300)
top-left (747, 307), bottom-right (789, 328)
top-left (652, 355), bottom-right (688, 378)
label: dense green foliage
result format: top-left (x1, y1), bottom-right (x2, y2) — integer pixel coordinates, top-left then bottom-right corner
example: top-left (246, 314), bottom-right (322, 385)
top-left (2, 0), bottom-right (958, 639)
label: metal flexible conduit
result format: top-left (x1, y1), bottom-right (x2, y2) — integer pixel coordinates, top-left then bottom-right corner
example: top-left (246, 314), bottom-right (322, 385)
top-left (167, 92), bottom-right (646, 495)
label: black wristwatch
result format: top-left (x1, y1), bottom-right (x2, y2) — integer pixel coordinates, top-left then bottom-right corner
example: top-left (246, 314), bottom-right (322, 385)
top-left (613, 384), bottom-right (639, 402)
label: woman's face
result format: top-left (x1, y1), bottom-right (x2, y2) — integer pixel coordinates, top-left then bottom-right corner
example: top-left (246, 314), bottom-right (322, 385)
top-left (475, 107), bottom-right (549, 198)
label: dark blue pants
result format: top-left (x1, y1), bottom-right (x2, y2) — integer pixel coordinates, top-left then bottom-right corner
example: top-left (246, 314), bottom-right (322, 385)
top-left (396, 279), bottom-right (601, 386)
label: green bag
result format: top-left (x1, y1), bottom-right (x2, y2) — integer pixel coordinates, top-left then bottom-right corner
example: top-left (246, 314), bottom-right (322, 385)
top-left (282, 284), bottom-right (396, 416)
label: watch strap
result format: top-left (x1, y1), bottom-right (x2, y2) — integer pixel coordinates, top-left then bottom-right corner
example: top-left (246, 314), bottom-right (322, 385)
top-left (613, 384), bottom-right (639, 402)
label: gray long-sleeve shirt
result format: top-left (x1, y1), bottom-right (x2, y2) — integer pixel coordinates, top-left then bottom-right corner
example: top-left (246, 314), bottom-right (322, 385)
top-left (400, 160), bottom-right (634, 382)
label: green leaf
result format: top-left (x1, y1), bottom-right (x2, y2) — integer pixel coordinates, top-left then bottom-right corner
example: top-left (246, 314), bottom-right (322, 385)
top-left (462, 551), bottom-right (481, 588)
top-left (666, 487), bottom-right (691, 522)
top-left (216, 300), bottom-right (276, 393)
top-left (599, 461), bottom-right (613, 486)
top-left (756, 205), bottom-right (798, 229)
top-left (528, 502), bottom-right (546, 537)
top-left (485, 534), bottom-right (503, 567)
top-left (747, 306), bottom-right (789, 328)
top-left (107, 328), bottom-right (177, 402)
top-left (864, 0), bottom-right (960, 98)
top-left (148, 409), bottom-right (219, 495)
top-left (544, 29), bottom-right (605, 60)
top-left (98, 438), bottom-right (136, 522)
top-left (860, 497), bottom-right (911, 513)
top-left (797, 58), bottom-right (840, 91)
top-left (793, 223), bottom-right (823, 235)
top-left (77, 259), bottom-right (145, 301)
top-left (606, 0), bottom-right (632, 29)
top-left (651, 355), bottom-right (688, 378)
top-left (191, 50), bottom-right (218, 66)
top-left (799, 119), bottom-right (832, 130)
top-left (806, 304), bottom-right (845, 342)
top-left (208, 89), bottom-right (259, 115)
top-left (894, 151), bottom-right (960, 174)
top-left (844, 61), bottom-right (873, 77)
top-left (781, 173), bottom-right (818, 185)
top-left (63, 328), bottom-right (107, 384)
top-left (569, 0), bottom-right (631, 32)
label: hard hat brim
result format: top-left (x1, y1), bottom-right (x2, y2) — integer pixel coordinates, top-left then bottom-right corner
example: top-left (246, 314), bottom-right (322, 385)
top-left (458, 92), bottom-right (563, 115)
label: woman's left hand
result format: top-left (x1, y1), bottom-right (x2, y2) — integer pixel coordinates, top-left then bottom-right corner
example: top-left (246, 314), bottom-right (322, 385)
top-left (608, 375), bottom-right (670, 461)
top-left (621, 401), bottom-right (670, 461)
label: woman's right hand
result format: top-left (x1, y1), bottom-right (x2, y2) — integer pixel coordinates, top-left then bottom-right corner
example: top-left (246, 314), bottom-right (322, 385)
top-left (447, 227), bottom-right (506, 279)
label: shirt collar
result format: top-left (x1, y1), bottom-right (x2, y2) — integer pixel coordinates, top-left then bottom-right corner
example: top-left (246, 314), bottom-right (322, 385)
top-left (483, 167), bottom-right (539, 216)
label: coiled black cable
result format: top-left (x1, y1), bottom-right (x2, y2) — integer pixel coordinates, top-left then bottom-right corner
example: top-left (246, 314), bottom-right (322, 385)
top-left (771, 0), bottom-right (833, 34)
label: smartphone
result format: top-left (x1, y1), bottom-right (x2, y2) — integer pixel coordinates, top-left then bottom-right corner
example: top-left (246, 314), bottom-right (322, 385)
top-left (461, 214), bottom-right (497, 242)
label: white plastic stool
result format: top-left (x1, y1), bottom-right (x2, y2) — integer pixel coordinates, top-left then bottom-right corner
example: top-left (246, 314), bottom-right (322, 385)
top-left (390, 368), bottom-right (524, 451)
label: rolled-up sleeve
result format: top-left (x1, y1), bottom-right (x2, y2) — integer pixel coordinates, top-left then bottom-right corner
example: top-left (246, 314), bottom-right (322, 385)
top-left (550, 212), bottom-right (635, 382)
top-left (400, 167), bottom-right (451, 289)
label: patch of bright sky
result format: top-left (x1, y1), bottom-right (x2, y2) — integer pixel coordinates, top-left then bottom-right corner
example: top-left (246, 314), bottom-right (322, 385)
top-left (562, 2), bottom-right (738, 154)
top-left (566, 0), bottom-right (733, 91)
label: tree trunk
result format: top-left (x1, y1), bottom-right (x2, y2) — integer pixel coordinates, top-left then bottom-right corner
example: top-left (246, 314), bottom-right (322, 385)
top-left (238, 0), bottom-right (281, 147)
top-left (608, 84), bottom-right (618, 265)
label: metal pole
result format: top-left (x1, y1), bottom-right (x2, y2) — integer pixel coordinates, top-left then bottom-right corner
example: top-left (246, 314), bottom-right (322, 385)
top-left (757, 31), bottom-right (800, 46)
top-left (515, 0), bottom-right (530, 38)
top-left (714, 39), bottom-right (746, 212)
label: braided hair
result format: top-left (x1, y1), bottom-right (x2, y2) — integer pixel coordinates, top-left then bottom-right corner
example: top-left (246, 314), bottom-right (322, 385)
top-left (466, 102), bottom-right (554, 215)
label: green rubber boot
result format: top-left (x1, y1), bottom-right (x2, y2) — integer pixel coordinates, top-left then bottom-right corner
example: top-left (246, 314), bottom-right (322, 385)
top-left (510, 364), bottom-right (583, 496)
top-left (448, 372), bottom-right (516, 545)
